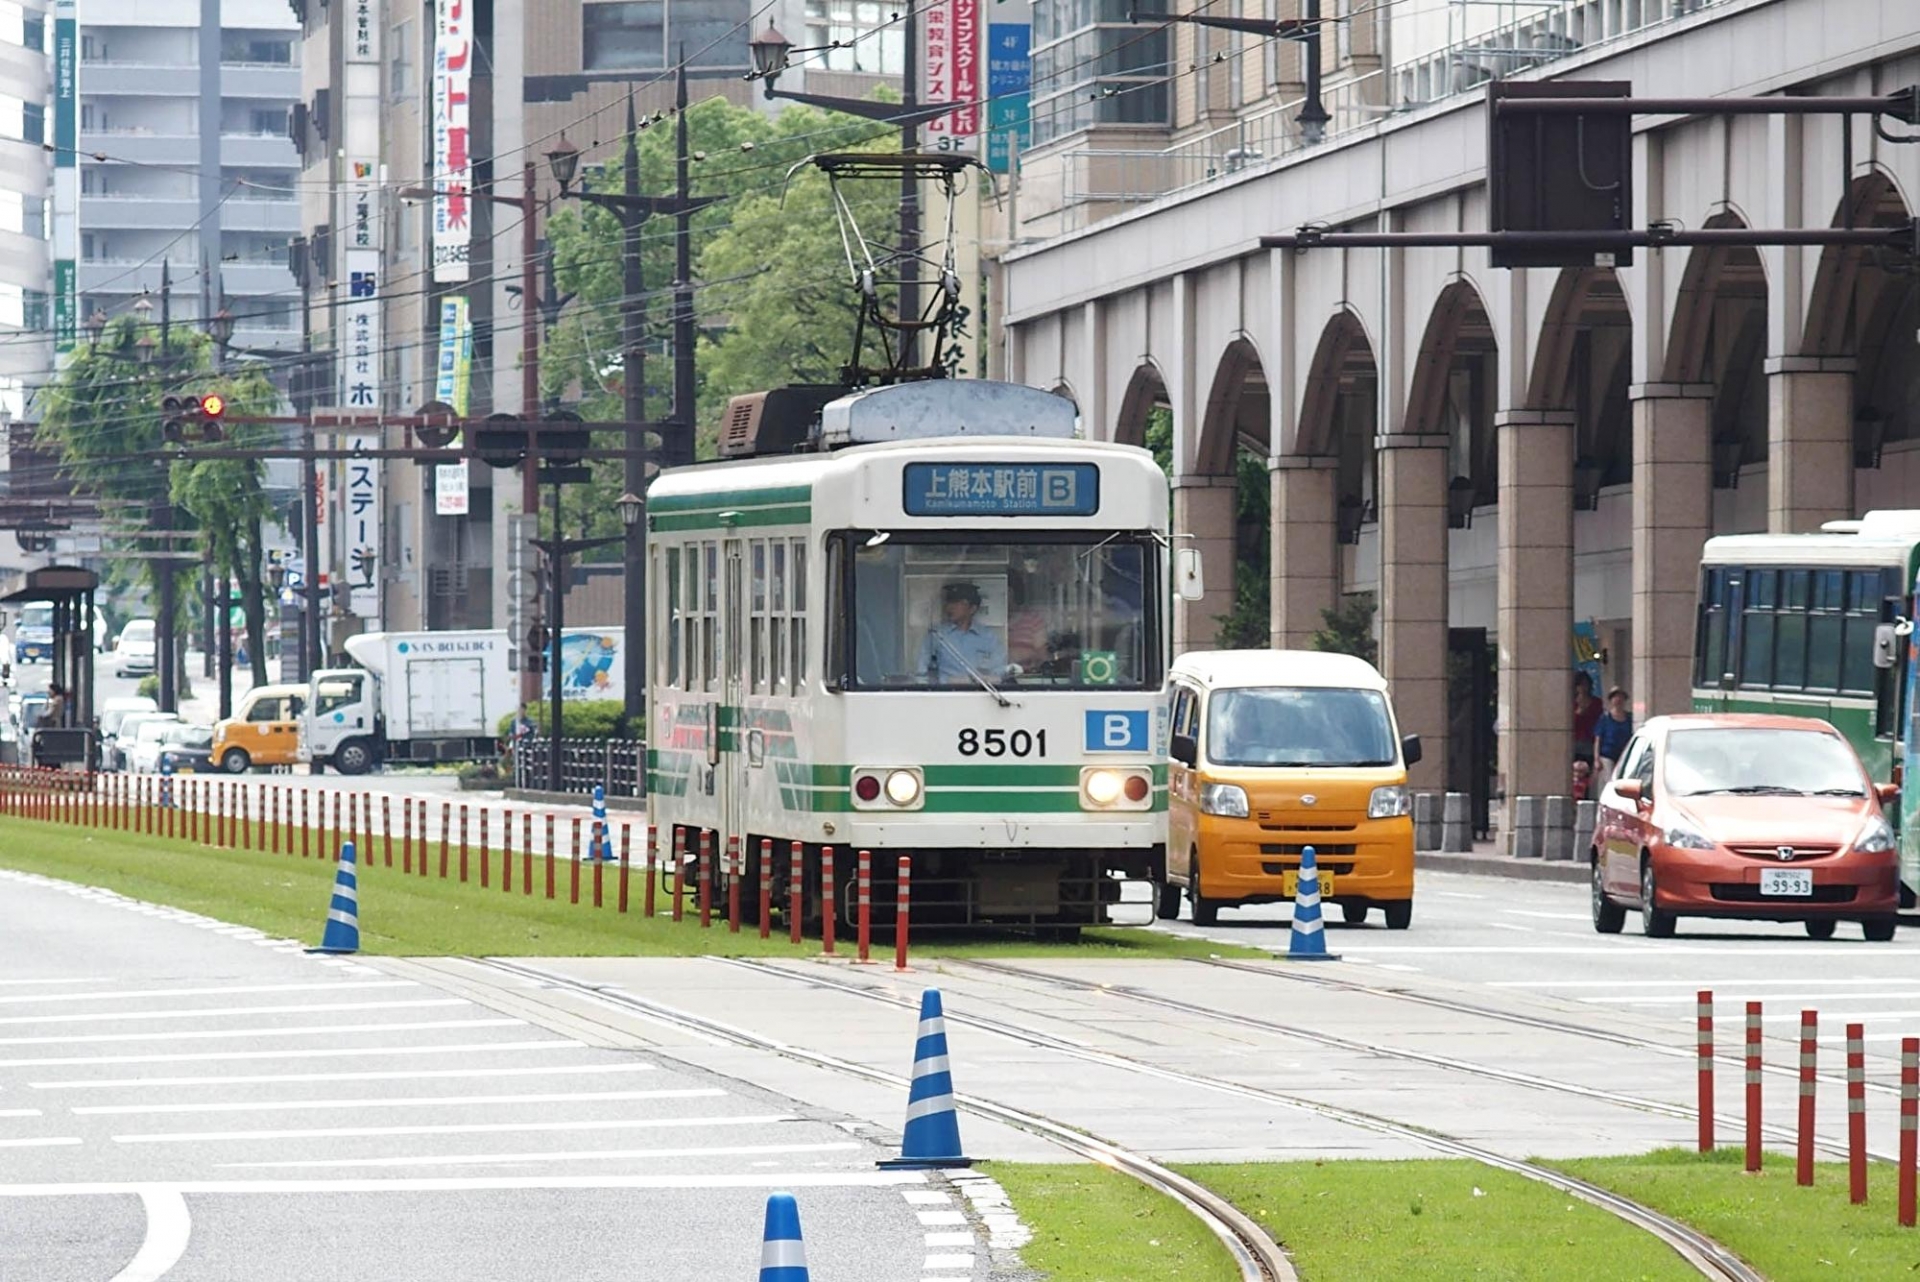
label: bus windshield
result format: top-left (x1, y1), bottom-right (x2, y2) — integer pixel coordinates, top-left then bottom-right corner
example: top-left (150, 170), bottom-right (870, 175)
top-left (1207, 687), bottom-right (1399, 767)
top-left (842, 533), bottom-right (1156, 690)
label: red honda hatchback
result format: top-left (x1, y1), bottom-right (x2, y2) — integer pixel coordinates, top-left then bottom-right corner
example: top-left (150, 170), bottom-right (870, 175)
top-left (1591, 714), bottom-right (1901, 941)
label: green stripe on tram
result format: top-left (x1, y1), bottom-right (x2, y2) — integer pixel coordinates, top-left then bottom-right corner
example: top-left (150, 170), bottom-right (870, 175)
top-left (648, 484), bottom-right (812, 531)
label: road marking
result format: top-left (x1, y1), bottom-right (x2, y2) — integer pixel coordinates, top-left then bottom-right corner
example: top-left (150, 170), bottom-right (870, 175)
top-left (0, 1108), bottom-right (42, 1118)
top-left (0, 980), bottom-right (414, 1007)
top-left (216, 1141), bottom-right (861, 1170)
top-left (76, 1087), bottom-right (723, 1116)
top-left (923, 1255), bottom-right (974, 1271)
top-left (1490, 977), bottom-right (1920, 989)
top-left (109, 1188), bottom-right (191, 1282)
top-left (0, 978), bottom-right (115, 988)
top-left (1345, 946), bottom-right (1920, 957)
top-left (1485, 922), bottom-right (1535, 933)
top-left (0, 998), bottom-right (467, 1028)
top-left (114, 1113), bottom-right (796, 1145)
top-left (0, 1017), bottom-right (523, 1050)
top-left (1433, 892), bottom-right (1486, 900)
top-left (31, 1062), bottom-right (653, 1091)
top-left (0, 1137), bottom-right (82, 1148)
top-left (924, 1232), bottom-right (974, 1247)
top-left (1, 1037), bottom-right (579, 1071)
top-left (917, 1210), bottom-right (967, 1226)
top-left (0, 1172), bottom-right (925, 1195)
top-left (1501, 910), bottom-right (1591, 921)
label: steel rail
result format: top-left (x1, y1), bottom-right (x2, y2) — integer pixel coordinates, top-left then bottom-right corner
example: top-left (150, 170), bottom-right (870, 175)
top-left (715, 956), bottom-right (1763, 1282)
top-left (463, 956), bottom-right (1292, 1282)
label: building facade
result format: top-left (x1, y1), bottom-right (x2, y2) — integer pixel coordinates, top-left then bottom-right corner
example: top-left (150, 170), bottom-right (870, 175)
top-left (998, 0), bottom-right (1920, 837)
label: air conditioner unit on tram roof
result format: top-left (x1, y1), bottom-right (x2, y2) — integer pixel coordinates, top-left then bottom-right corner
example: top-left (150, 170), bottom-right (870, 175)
top-left (818, 380), bottom-right (1078, 449)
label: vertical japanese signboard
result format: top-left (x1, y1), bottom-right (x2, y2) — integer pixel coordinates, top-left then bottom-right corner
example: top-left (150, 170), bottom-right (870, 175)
top-left (923, 0), bottom-right (980, 153)
top-left (434, 296), bottom-right (471, 515)
top-left (432, 0), bottom-right (472, 282)
top-left (985, 23), bottom-right (1030, 174)
top-left (339, 2), bottom-right (383, 621)
top-left (51, 1), bottom-right (77, 355)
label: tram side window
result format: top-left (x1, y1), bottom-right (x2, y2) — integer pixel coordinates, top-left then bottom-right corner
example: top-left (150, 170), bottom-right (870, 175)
top-left (770, 541), bottom-right (787, 695)
top-left (1696, 568), bottom-right (1730, 686)
top-left (665, 547), bottom-right (682, 688)
top-left (1739, 569), bottom-right (1777, 686)
top-left (750, 540), bottom-right (768, 694)
top-left (824, 537), bottom-right (844, 688)
top-left (791, 539), bottom-right (808, 691)
top-left (703, 541), bottom-right (719, 692)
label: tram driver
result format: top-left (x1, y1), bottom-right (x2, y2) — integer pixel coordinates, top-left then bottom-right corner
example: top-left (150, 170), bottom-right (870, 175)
top-left (917, 581), bottom-right (1008, 683)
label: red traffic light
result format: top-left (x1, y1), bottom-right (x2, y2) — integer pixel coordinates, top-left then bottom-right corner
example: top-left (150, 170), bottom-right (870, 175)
top-left (198, 393), bottom-right (226, 418)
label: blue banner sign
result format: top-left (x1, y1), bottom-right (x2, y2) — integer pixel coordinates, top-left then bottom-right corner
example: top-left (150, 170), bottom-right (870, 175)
top-left (903, 462), bottom-right (1100, 516)
top-left (986, 23), bottom-right (1031, 174)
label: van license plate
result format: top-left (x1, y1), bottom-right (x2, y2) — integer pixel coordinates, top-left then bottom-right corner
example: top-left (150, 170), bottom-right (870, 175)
top-left (1759, 869), bottom-right (1813, 897)
top-left (1283, 870), bottom-right (1334, 899)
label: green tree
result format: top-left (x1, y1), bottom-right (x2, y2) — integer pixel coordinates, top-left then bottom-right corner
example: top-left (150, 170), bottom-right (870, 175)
top-left (1311, 592), bottom-right (1379, 667)
top-left (541, 96), bottom-right (898, 552)
top-left (1214, 445), bottom-right (1271, 649)
top-left (38, 317), bottom-right (282, 687)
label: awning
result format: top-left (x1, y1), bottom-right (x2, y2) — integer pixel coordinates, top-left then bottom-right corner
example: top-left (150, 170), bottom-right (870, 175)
top-left (0, 565), bottom-right (99, 605)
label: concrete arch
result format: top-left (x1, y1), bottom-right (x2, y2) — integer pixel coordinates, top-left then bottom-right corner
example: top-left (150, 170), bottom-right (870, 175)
top-left (1296, 309), bottom-right (1375, 459)
top-left (1113, 362), bottom-right (1168, 449)
top-left (1802, 170), bottom-right (1913, 357)
top-left (1404, 279), bottom-right (1498, 439)
top-left (1663, 210), bottom-right (1767, 385)
top-left (1527, 268), bottom-right (1634, 489)
top-left (1195, 336), bottom-right (1269, 476)
top-left (1049, 379), bottom-right (1080, 412)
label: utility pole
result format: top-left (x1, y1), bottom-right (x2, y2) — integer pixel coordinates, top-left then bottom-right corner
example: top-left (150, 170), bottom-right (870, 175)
top-left (622, 90), bottom-right (648, 726)
top-left (293, 239), bottom-right (322, 683)
top-left (673, 59), bottom-right (697, 472)
top-left (217, 574), bottom-right (232, 719)
top-left (156, 260), bottom-right (178, 714)
top-left (899, 6), bottom-right (920, 371)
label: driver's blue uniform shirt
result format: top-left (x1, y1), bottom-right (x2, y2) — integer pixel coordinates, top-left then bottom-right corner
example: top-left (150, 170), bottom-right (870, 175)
top-left (916, 622), bottom-right (1007, 680)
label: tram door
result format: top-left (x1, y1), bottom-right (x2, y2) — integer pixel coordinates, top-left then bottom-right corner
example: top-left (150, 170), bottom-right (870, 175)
top-left (720, 541), bottom-right (748, 864)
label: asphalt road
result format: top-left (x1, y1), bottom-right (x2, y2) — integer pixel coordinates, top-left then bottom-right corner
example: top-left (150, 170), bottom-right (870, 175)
top-left (0, 870), bottom-right (965, 1282)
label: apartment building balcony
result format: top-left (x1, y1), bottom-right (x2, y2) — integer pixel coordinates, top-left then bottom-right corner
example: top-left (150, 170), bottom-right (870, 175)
top-left (79, 196), bottom-right (201, 230)
top-left (220, 131), bottom-right (296, 168)
top-left (223, 197), bottom-right (298, 234)
top-left (83, 60), bottom-right (199, 95)
top-left (219, 62), bottom-right (298, 99)
top-left (80, 129), bottom-right (199, 167)
top-left (77, 258), bottom-right (194, 293)
top-left (1019, 0), bottom-right (1734, 238)
top-left (217, 258), bottom-right (295, 296)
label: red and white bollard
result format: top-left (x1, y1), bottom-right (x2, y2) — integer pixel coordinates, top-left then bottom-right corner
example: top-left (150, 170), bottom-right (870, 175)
top-left (758, 838), bottom-right (773, 940)
top-left (570, 817), bottom-right (583, 905)
top-left (698, 830), bottom-right (713, 928)
top-left (438, 802), bottom-right (451, 878)
top-left (1745, 1001), bottom-right (1763, 1172)
top-left (617, 822), bottom-right (631, 914)
top-left (300, 789), bottom-right (311, 859)
top-left (400, 797), bottom-right (413, 873)
top-left (459, 804), bottom-right (471, 884)
top-left (894, 855), bottom-right (912, 972)
top-left (382, 796), bottom-right (393, 868)
top-left (1900, 1036), bottom-right (1917, 1229)
top-left (501, 809), bottom-right (515, 894)
top-left (1798, 1010), bottom-right (1817, 1186)
top-left (1697, 990), bottom-right (1715, 1152)
top-left (788, 841), bottom-right (803, 946)
top-left (524, 812), bottom-right (537, 894)
top-left (857, 849), bottom-right (873, 964)
top-left (479, 808), bottom-right (491, 889)
top-left (820, 846), bottom-right (836, 956)
top-left (643, 824), bottom-right (658, 918)
top-left (1850, 1022), bottom-right (1869, 1204)
top-left (727, 835), bottom-right (743, 934)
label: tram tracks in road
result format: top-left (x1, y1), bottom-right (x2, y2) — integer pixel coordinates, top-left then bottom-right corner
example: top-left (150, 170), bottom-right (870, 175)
top-left (708, 956), bottom-right (1762, 1282)
top-left (459, 956), bottom-right (1296, 1282)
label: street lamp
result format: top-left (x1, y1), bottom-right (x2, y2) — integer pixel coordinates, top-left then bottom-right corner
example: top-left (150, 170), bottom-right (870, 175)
top-left (617, 492), bottom-right (642, 528)
top-left (84, 309), bottom-right (107, 349)
top-left (1130, 4), bottom-right (1330, 143)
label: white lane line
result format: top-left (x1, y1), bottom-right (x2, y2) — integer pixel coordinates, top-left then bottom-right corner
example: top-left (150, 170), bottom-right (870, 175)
top-left (4, 1038), bottom-right (580, 1071)
top-left (1485, 922), bottom-right (1536, 933)
top-left (0, 998), bottom-right (466, 1028)
top-left (1490, 977), bottom-right (1920, 989)
top-left (1432, 892), bottom-right (1486, 900)
top-left (77, 1088), bottom-right (723, 1117)
top-left (924, 1232), bottom-right (974, 1247)
top-left (1590, 991), bottom-right (1920, 1006)
top-left (0, 980), bottom-right (414, 1007)
top-left (0, 1172), bottom-right (926, 1194)
top-left (0, 978), bottom-right (115, 988)
top-left (916, 1210), bottom-right (967, 1226)
top-left (0, 1137), bottom-right (82, 1148)
top-left (0, 1017), bottom-right (523, 1049)
top-left (109, 1188), bottom-right (191, 1282)
top-left (32, 1062), bottom-right (652, 1091)
top-left (216, 1141), bottom-right (861, 1170)
top-left (114, 1113), bottom-right (796, 1145)
top-left (1344, 946), bottom-right (1920, 956)
top-left (1500, 910), bottom-right (1591, 921)
top-left (0, 1108), bottom-right (42, 1117)
top-left (923, 1255), bottom-right (974, 1271)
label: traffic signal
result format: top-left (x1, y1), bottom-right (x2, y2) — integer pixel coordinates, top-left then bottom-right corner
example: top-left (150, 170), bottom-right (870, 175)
top-left (160, 393), bottom-right (226, 444)
top-left (413, 399), bottom-right (458, 449)
top-left (473, 412), bottom-right (527, 469)
top-left (541, 409), bottom-right (589, 466)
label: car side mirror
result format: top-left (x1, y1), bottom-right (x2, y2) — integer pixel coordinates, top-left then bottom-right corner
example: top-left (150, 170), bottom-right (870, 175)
top-left (1613, 779), bottom-right (1643, 803)
top-left (1876, 781), bottom-right (1901, 805)
top-left (1175, 548), bottom-right (1205, 603)
top-left (1170, 733), bottom-right (1198, 768)
top-left (1401, 734), bottom-right (1422, 767)
top-left (1874, 622), bottom-right (1902, 670)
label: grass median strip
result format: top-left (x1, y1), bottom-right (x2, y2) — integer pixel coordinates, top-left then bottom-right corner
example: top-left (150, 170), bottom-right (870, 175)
top-left (987, 1162), bottom-right (1239, 1282)
top-left (1556, 1147), bottom-right (1920, 1281)
top-left (0, 815), bottom-right (1257, 959)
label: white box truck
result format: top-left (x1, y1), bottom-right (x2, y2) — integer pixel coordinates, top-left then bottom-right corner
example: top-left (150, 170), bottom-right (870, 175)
top-left (300, 628), bottom-right (627, 774)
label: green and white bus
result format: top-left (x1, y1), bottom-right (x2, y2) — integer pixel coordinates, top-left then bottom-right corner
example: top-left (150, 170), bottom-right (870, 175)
top-left (1694, 511), bottom-right (1920, 902)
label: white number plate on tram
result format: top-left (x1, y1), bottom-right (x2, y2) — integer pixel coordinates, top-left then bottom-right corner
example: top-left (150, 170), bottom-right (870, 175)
top-left (1759, 869), bottom-right (1813, 897)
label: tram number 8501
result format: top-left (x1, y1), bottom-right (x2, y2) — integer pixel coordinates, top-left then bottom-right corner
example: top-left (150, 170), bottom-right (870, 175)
top-left (956, 728), bottom-right (1049, 758)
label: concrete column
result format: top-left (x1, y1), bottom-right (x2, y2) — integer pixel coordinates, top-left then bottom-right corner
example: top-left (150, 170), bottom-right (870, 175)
top-left (1631, 384), bottom-right (1714, 722)
top-left (1377, 433), bottom-right (1449, 792)
top-left (1766, 356), bottom-right (1856, 533)
top-left (1496, 411), bottom-right (1575, 847)
top-left (1269, 456), bottom-right (1337, 649)
top-left (1171, 475), bottom-right (1237, 655)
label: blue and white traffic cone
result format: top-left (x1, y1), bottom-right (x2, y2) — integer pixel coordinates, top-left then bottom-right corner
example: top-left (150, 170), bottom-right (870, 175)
top-left (308, 841), bottom-right (360, 954)
top-left (879, 988), bottom-right (972, 1169)
top-left (157, 760), bottom-right (174, 809)
top-left (756, 1191), bottom-right (809, 1281)
top-left (1286, 845), bottom-right (1339, 962)
top-left (591, 784), bottom-right (610, 861)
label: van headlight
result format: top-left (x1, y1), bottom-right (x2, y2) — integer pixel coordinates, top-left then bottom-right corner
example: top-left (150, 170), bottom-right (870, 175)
top-left (1368, 785), bottom-right (1410, 819)
top-left (1855, 816), bottom-right (1896, 854)
top-left (1200, 783), bottom-right (1249, 818)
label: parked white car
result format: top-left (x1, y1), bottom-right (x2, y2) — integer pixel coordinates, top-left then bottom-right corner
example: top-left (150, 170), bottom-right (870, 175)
top-left (101, 695), bottom-right (159, 742)
top-left (107, 711), bottom-right (179, 772)
top-left (114, 619), bottom-right (157, 678)
top-left (126, 717), bottom-right (198, 775)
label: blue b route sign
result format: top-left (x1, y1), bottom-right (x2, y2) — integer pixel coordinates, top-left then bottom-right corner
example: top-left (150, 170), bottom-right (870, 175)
top-left (986, 23), bottom-right (1030, 174)
top-left (903, 462), bottom-right (1100, 516)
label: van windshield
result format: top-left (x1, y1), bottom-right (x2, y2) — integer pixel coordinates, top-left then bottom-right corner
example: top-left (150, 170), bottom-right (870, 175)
top-left (1206, 687), bottom-right (1398, 767)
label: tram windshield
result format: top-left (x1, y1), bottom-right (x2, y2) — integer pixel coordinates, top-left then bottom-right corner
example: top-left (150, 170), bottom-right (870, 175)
top-left (841, 533), bottom-right (1157, 690)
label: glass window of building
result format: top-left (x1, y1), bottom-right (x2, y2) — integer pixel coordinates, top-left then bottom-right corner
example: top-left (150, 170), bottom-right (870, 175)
top-left (803, 0), bottom-right (905, 75)
top-left (584, 0), bottom-right (747, 72)
top-left (1030, 0), bottom-right (1169, 147)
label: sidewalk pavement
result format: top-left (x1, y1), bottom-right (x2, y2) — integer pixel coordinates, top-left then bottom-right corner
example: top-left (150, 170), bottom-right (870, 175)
top-left (1417, 838), bottom-right (1588, 884)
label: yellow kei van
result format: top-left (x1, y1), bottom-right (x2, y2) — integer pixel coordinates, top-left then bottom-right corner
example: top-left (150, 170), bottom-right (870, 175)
top-left (211, 684), bottom-right (308, 774)
top-left (1163, 650), bottom-right (1419, 930)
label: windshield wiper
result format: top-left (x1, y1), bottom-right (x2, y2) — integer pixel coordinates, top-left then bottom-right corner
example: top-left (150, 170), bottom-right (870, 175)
top-left (1810, 787), bottom-right (1866, 797)
top-left (1690, 784), bottom-right (1802, 795)
top-left (931, 631), bottom-right (1012, 708)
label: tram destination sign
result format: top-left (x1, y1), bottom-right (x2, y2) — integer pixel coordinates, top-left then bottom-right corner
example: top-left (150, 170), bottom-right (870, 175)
top-left (903, 462), bottom-right (1100, 516)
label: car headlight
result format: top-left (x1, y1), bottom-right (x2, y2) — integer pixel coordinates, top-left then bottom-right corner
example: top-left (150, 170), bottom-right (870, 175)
top-left (883, 769), bottom-right (922, 807)
top-left (1855, 815), bottom-right (1897, 854)
top-left (1663, 824), bottom-right (1715, 850)
top-left (1200, 782), bottom-right (1249, 818)
top-left (1368, 785), bottom-right (1410, 819)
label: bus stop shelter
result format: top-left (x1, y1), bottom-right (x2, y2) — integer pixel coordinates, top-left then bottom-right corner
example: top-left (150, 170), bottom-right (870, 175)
top-left (1, 565), bottom-right (99, 765)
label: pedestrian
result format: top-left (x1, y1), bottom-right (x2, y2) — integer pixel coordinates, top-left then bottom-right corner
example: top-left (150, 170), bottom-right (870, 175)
top-left (43, 682), bottom-right (66, 727)
top-left (1593, 687), bottom-right (1633, 788)
top-left (1571, 671), bottom-right (1601, 763)
top-left (1571, 757), bottom-right (1592, 802)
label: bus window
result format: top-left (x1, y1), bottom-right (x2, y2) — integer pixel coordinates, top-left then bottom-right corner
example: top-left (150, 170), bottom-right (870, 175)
top-left (1807, 571), bottom-right (1845, 692)
top-left (1697, 568), bottom-right (1729, 687)
top-left (1841, 572), bottom-right (1881, 695)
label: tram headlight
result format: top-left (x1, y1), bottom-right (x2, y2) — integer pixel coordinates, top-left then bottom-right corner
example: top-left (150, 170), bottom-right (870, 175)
top-left (1084, 769), bottom-right (1124, 806)
top-left (884, 770), bottom-right (922, 807)
top-left (1081, 767), bottom-right (1154, 811)
top-left (851, 767), bottom-right (923, 810)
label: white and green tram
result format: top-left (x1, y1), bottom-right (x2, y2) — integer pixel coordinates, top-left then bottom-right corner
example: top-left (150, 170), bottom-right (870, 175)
top-left (644, 380), bottom-right (1180, 934)
top-left (1694, 511), bottom-right (1920, 903)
